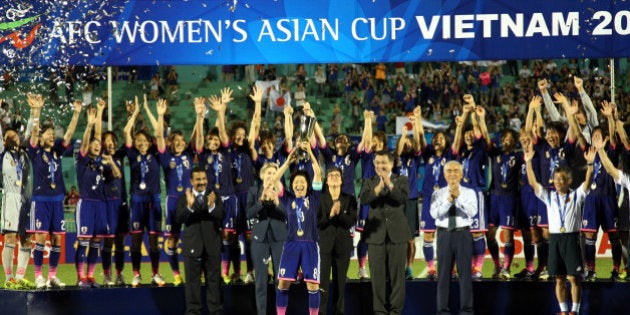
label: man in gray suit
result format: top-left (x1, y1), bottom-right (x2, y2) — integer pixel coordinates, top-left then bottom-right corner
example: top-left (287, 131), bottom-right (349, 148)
top-left (360, 150), bottom-right (411, 315)
top-left (247, 162), bottom-right (288, 315)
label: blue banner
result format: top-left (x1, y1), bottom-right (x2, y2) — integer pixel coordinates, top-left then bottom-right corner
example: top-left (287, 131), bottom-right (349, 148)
top-left (2, 1), bottom-right (630, 66)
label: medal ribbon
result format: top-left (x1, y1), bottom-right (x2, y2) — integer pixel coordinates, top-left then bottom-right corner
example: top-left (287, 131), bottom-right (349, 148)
top-left (549, 154), bottom-right (558, 181)
top-left (433, 157), bottom-right (442, 187)
top-left (235, 152), bottom-right (242, 179)
top-left (463, 155), bottom-right (470, 179)
top-left (334, 155), bottom-right (343, 170)
top-left (212, 154), bottom-right (219, 185)
top-left (591, 160), bottom-right (601, 184)
top-left (140, 155), bottom-right (147, 185)
top-left (555, 191), bottom-right (572, 230)
top-left (176, 162), bottom-right (183, 188)
top-left (295, 197), bottom-right (304, 235)
top-left (501, 155), bottom-right (509, 186)
top-left (47, 152), bottom-right (56, 187)
top-left (13, 152), bottom-right (22, 183)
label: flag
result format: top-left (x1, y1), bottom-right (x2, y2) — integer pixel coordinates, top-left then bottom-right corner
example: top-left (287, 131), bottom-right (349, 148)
top-left (269, 89), bottom-right (291, 112)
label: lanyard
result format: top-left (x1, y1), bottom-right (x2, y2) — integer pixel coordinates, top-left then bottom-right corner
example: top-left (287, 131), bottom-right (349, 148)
top-left (555, 191), bottom-right (573, 229)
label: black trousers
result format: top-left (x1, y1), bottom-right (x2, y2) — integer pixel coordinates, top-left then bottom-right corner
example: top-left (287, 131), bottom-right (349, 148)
top-left (184, 252), bottom-right (222, 315)
top-left (251, 239), bottom-right (284, 315)
top-left (436, 228), bottom-right (473, 315)
top-left (368, 241), bottom-right (407, 315)
top-left (319, 233), bottom-right (353, 315)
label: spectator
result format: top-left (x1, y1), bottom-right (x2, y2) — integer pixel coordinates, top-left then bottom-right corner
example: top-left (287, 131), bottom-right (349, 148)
top-left (64, 186), bottom-right (80, 206)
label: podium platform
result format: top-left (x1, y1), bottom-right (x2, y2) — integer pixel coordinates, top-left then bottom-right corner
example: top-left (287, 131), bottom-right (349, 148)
top-left (1, 279), bottom-right (629, 315)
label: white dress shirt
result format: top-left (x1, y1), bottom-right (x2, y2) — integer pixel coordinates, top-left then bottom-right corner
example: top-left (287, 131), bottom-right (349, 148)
top-left (430, 186), bottom-right (478, 228)
top-left (187, 190), bottom-right (216, 213)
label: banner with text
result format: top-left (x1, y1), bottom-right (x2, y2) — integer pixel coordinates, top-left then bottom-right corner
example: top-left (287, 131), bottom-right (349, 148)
top-left (2, 0), bottom-right (630, 66)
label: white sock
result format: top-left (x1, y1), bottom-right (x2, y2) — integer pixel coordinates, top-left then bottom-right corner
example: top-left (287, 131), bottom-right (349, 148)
top-left (572, 302), bottom-right (580, 313)
top-left (559, 302), bottom-right (568, 312)
top-left (2, 244), bottom-right (15, 280)
top-left (16, 243), bottom-right (32, 280)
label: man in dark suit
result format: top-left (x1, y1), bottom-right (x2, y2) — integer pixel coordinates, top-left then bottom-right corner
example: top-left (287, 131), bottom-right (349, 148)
top-left (247, 162), bottom-right (288, 315)
top-left (176, 166), bottom-right (225, 315)
top-left (359, 150), bottom-right (411, 315)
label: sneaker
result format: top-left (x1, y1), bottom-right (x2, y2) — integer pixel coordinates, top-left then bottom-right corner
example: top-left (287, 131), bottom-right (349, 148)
top-left (103, 275), bottom-right (115, 286)
top-left (472, 270), bottom-right (483, 281)
top-left (115, 274), bottom-right (126, 286)
top-left (583, 270), bottom-right (597, 282)
top-left (426, 269), bottom-right (437, 281)
top-left (151, 274), bottom-right (166, 287)
top-left (47, 276), bottom-right (66, 289)
top-left (173, 274), bottom-right (184, 286)
top-left (491, 266), bottom-right (502, 280)
top-left (77, 278), bottom-right (91, 289)
top-left (4, 279), bottom-right (19, 289)
top-left (620, 269), bottom-right (627, 280)
top-left (222, 274), bottom-right (231, 284)
top-left (610, 270), bottom-right (622, 282)
top-left (18, 278), bottom-right (36, 290)
top-left (35, 275), bottom-right (47, 289)
top-left (230, 273), bottom-right (244, 285)
top-left (537, 270), bottom-right (550, 281)
top-left (244, 272), bottom-right (254, 284)
top-left (87, 277), bottom-right (100, 288)
top-left (405, 267), bottom-right (414, 280)
top-left (131, 275), bottom-right (142, 288)
top-left (499, 268), bottom-right (511, 280)
top-left (358, 267), bottom-right (369, 281)
top-left (513, 269), bottom-right (535, 281)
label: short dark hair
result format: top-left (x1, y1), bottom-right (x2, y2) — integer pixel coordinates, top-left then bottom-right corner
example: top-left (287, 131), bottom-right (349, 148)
top-left (374, 150), bottom-right (393, 162)
top-left (290, 170), bottom-right (311, 192)
top-left (191, 165), bottom-right (206, 176)
top-left (554, 165), bottom-right (572, 180)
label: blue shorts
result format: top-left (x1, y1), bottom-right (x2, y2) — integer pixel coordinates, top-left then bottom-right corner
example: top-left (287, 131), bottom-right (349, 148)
top-left (106, 198), bottom-right (129, 235)
top-left (28, 198), bottom-right (66, 234)
top-left (76, 199), bottom-right (109, 238)
top-left (130, 194), bottom-right (162, 234)
top-left (420, 191), bottom-right (436, 232)
top-left (164, 195), bottom-right (181, 236)
top-left (489, 194), bottom-right (519, 229)
top-left (519, 186), bottom-right (540, 229)
top-left (470, 188), bottom-right (488, 232)
top-left (234, 190), bottom-right (252, 234)
top-left (537, 198), bottom-right (549, 228)
top-left (278, 241), bottom-right (320, 283)
top-left (221, 194), bottom-right (238, 233)
top-left (581, 194), bottom-right (619, 232)
top-left (356, 204), bottom-right (369, 232)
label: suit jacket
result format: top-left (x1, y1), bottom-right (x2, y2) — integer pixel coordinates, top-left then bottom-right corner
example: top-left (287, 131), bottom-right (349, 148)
top-left (175, 190), bottom-right (225, 257)
top-left (359, 174), bottom-right (411, 244)
top-left (317, 190), bottom-right (357, 247)
top-left (246, 185), bottom-right (287, 243)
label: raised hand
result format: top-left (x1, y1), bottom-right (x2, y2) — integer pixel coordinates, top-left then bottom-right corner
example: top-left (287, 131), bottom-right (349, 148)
top-left (463, 94), bottom-right (475, 107)
top-left (86, 108), bottom-right (97, 125)
top-left (413, 105), bottom-right (422, 118)
top-left (537, 79), bottom-right (548, 91)
top-left (220, 87), bottom-right (234, 104)
top-left (96, 98), bottom-right (106, 112)
top-left (584, 146), bottom-right (596, 164)
top-left (529, 95), bottom-right (542, 109)
top-left (523, 142), bottom-right (535, 162)
top-left (72, 99), bottom-right (83, 114)
top-left (207, 191), bottom-right (216, 208)
top-left (475, 105), bottom-right (486, 118)
top-left (591, 131), bottom-right (608, 151)
top-left (27, 93), bottom-right (44, 109)
top-left (193, 97), bottom-right (206, 116)
top-left (283, 105), bottom-right (293, 116)
top-left (552, 93), bottom-right (568, 107)
top-left (249, 86), bottom-right (263, 103)
top-left (208, 95), bottom-right (225, 113)
top-left (574, 76), bottom-right (583, 90)
top-left (185, 188), bottom-right (195, 209)
top-left (601, 100), bottom-right (613, 117)
top-left (566, 100), bottom-right (579, 116)
top-left (156, 98), bottom-right (168, 116)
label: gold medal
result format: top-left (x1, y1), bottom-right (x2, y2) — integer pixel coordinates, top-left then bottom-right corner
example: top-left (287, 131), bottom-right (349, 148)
top-left (560, 226), bottom-right (566, 233)
top-left (177, 185), bottom-right (184, 192)
top-left (50, 183), bottom-right (56, 189)
top-left (463, 177), bottom-right (470, 183)
top-left (548, 179), bottom-right (554, 184)
top-left (139, 182), bottom-right (146, 190)
top-left (501, 183), bottom-right (508, 188)
top-left (297, 229), bottom-right (304, 237)
top-left (236, 177), bottom-right (243, 184)
top-left (10, 160), bottom-right (15, 167)
top-left (591, 182), bottom-right (597, 190)
top-left (434, 185), bottom-right (439, 191)
top-left (15, 180), bottom-right (21, 186)
top-left (111, 185), bottom-right (118, 192)
top-left (215, 183), bottom-right (220, 189)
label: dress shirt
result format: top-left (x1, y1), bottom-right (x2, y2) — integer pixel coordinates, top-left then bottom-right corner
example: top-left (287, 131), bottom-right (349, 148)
top-left (430, 186), bottom-right (477, 228)
top-left (187, 190), bottom-right (216, 213)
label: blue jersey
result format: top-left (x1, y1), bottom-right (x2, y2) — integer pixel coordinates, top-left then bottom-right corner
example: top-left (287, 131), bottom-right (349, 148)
top-left (488, 147), bottom-right (522, 196)
top-left (589, 144), bottom-right (619, 197)
top-left (321, 144), bottom-right (359, 196)
top-left (287, 144), bottom-right (320, 181)
top-left (395, 150), bottom-right (422, 199)
top-left (420, 145), bottom-right (455, 195)
top-left (281, 188), bottom-right (322, 242)
top-left (75, 151), bottom-right (109, 200)
top-left (198, 146), bottom-right (235, 196)
top-left (126, 145), bottom-right (161, 196)
top-left (103, 146), bottom-right (127, 201)
top-left (28, 139), bottom-right (73, 198)
top-left (159, 147), bottom-right (194, 196)
top-left (455, 137), bottom-right (488, 189)
top-left (534, 138), bottom-right (574, 188)
top-left (229, 144), bottom-right (255, 193)
top-left (520, 150), bottom-right (540, 190)
top-left (360, 148), bottom-right (376, 179)
top-left (253, 142), bottom-right (286, 187)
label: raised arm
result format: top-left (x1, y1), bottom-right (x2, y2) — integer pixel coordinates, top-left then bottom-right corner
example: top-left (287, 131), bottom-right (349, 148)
top-left (283, 105), bottom-right (294, 151)
top-left (524, 141), bottom-right (541, 192)
top-left (193, 97), bottom-right (206, 153)
top-left (303, 141), bottom-right (322, 184)
top-left (272, 149), bottom-right (296, 192)
top-left (142, 94), bottom-right (158, 133)
top-left (601, 100), bottom-right (617, 147)
top-left (615, 119), bottom-right (630, 150)
top-left (395, 124), bottom-right (409, 157)
top-left (95, 98), bottom-right (106, 141)
top-left (208, 93), bottom-right (228, 145)
top-left (475, 105), bottom-right (492, 147)
top-left (538, 79), bottom-right (565, 122)
top-left (358, 110), bottom-right (373, 152)
top-left (525, 95), bottom-right (543, 140)
top-left (451, 96), bottom-right (473, 153)
top-left (574, 76), bottom-right (599, 128)
top-left (565, 99), bottom-right (587, 149)
top-left (80, 108), bottom-right (97, 154)
top-left (248, 86), bottom-right (263, 153)
top-left (124, 96), bottom-right (141, 147)
top-left (63, 100), bottom-right (83, 146)
top-left (27, 93), bottom-right (44, 147)
top-left (593, 132), bottom-right (620, 181)
top-left (413, 106), bottom-right (426, 149)
top-left (218, 87), bottom-right (233, 144)
top-left (303, 103), bottom-right (326, 148)
top-left (581, 146), bottom-right (596, 192)
top-left (155, 99), bottom-right (168, 151)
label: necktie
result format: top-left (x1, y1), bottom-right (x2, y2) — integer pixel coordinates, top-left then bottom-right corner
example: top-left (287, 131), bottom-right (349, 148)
top-left (196, 194), bottom-right (205, 206)
top-left (448, 204), bottom-right (457, 231)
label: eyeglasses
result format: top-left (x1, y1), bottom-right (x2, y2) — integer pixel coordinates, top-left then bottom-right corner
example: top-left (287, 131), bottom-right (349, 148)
top-left (327, 173), bottom-right (342, 178)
